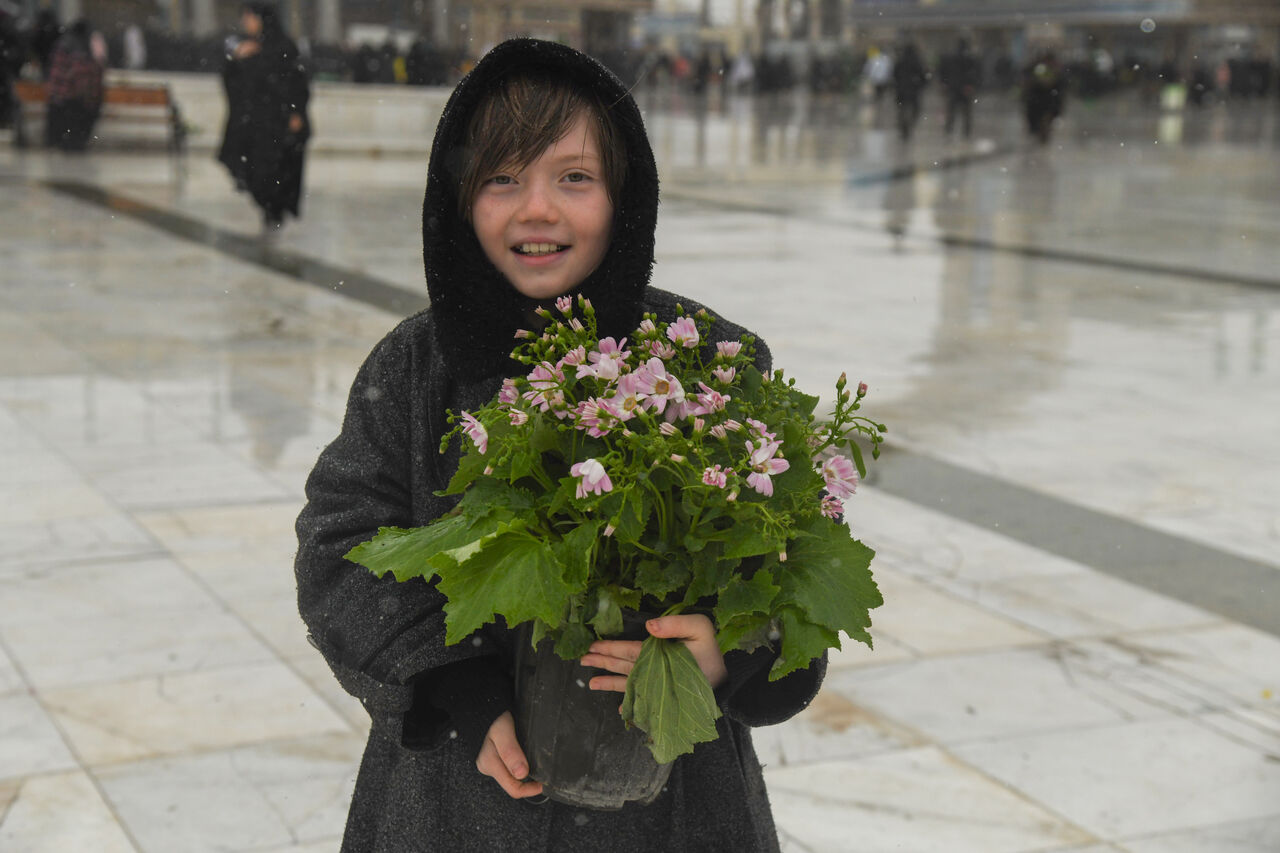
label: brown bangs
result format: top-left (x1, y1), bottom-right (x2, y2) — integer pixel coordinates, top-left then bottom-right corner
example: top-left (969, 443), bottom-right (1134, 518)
top-left (458, 72), bottom-right (628, 221)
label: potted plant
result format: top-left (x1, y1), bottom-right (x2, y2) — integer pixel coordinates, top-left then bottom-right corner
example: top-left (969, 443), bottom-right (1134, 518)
top-left (346, 296), bottom-right (885, 806)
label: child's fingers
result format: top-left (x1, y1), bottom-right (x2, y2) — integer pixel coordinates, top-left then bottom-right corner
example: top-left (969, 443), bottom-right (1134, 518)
top-left (586, 639), bottom-right (642, 661)
top-left (476, 712), bottom-right (544, 799)
top-left (645, 614), bottom-right (714, 642)
top-left (587, 673), bottom-right (629, 693)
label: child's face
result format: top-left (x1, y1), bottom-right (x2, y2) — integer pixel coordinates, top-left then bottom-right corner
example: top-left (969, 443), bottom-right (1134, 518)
top-left (471, 112), bottom-right (613, 302)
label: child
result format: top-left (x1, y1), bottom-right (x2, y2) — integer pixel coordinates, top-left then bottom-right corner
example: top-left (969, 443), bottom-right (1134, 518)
top-left (295, 38), bottom-right (825, 851)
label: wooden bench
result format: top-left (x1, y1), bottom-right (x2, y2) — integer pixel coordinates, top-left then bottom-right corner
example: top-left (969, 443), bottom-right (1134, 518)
top-left (13, 79), bottom-right (187, 152)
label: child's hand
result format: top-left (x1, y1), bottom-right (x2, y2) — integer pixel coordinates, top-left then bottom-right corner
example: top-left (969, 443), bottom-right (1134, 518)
top-left (581, 614), bottom-right (728, 692)
top-left (476, 711), bottom-right (544, 799)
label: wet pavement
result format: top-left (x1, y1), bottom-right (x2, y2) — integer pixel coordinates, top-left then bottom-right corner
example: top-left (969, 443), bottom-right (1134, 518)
top-left (2, 86), bottom-right (1279, 852)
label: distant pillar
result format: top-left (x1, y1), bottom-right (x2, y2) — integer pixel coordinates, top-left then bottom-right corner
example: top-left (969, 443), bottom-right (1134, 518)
top-left (318, 0), bottom-right (341, 43)
top-left (191, 0), bottom-right (217, 37)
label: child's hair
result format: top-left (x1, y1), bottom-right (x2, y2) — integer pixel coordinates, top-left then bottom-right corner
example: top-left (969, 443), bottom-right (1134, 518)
top-left (457, 71), bottom-right (628, 221)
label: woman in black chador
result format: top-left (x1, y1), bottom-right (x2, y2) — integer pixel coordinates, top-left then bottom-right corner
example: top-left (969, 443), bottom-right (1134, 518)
top-left (218, 2), bottom-right (310, 232)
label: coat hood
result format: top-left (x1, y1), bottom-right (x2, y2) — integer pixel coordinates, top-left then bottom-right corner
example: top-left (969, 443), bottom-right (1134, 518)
top-left (421, 38), bottom-right (659, 382)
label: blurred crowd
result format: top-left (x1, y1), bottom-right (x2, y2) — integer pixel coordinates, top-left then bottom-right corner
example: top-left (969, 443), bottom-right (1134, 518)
top-left (3, 1), bottom-right (1278, 148)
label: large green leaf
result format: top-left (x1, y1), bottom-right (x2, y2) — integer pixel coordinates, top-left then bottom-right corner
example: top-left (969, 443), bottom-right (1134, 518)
top-left (715, 611), bottom-right (772, 655)
top-left (436, 530), bottom-right (575, 644)
top-left (344, 513), bottom-right (483, 582)
top-left (777, 520), bottom-right (882, 638)
top-left (713, 569), bottom-right (779, 627)
top-left (770, 605), bottom-right (841, 681)
top-left (620, 637), bottom-right (722, 764)
top-left (635, 556), bottom-right (691, 602)
top-left (720, 510), bottom-right (783, 559)
top-left (554, 520), bottom-right (603, 590)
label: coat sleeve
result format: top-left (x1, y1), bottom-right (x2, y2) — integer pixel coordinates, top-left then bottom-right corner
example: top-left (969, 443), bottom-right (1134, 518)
top-left (294, 330), bottom-right (507, 743)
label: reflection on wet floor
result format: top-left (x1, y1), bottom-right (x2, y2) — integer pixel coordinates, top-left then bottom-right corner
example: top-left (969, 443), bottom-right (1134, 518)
top-left (1, 88), bottom-right (1279, 852)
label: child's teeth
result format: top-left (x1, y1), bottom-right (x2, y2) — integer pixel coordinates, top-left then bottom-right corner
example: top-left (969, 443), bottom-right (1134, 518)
top-left (521, 243), bottom-right (560, 255)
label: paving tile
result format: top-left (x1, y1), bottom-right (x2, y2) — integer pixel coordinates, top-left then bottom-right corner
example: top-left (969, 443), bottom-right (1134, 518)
top-left (0, 694), bottom-right (78, 781)
top-left (1, 555), bottom-right (276, 689)
top-left (0, 770), bottom-right (135, 853)
top-left (766, 747), bottom-right (1093, 853)
top-left (1119, 814), bottom-right (1280, 853)
top-left (952, 714), bottom-right (1280, 839)
top-left (97, 733), bottom-right (361, 853)
top-left (41, 662), bottom-right (350, 766)
top-left (828, 643), bottom-right (1169, 746)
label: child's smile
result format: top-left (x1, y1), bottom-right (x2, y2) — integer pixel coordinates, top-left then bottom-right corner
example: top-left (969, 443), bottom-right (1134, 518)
top-left (472, 113), bottom-right (614, 302)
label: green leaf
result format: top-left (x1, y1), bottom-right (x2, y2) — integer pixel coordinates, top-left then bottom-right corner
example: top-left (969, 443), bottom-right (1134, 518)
top-left (769, 606), bottom-right (840, 681)
top-left (720, 514), bottom-right (782, 559)
top-left (611, 488), bottom-right (649, 544)
top-left (713, 569), bottom-right (779, 627)
top-left (848, 440), bottom-right (867, 479)
top-left (776, 521), bottom-right (882, 639)
top-left (554, 520), bottom-right (603, 590)
top-left (681, 549), bottom-right (734, 606)
top-left (620, 637), bottom-right (722, 764)
top-left (554, 621), bottom-right (595, 659)
top-left (344, 513), bottom-right (481, 582)
top-left (530, 413), bottom-right (560, 453)
top-left (436, 530), bottom-right (574, 644)
top-left (715, 611), bottom-right (772, 654)
top-left (635, 557), bottom-right (690, 602)
top-left (443, 448), bottom-right (490, 495)
top-left (587, 588), bottom-right (624, 636)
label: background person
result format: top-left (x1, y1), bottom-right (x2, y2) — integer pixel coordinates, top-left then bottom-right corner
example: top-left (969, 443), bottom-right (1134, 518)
top-left (217, 1), bottom-right (310, 233)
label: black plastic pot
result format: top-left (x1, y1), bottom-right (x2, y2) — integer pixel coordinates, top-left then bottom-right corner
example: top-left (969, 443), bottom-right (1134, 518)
top-left (514, 614), bottom-right (673, 810)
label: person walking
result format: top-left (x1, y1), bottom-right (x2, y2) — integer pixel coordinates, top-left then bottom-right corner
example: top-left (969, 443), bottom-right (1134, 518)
top-left (44, 19), bottom-right (103, 151)
top-left (1023, 50), bottom-right (1064, 145)
top-left (217, 2), bottom-right (311, 233)
top-left (892, 41), bottom-right (928, 140)
top-left (939, 37), bottom-right (980, 139)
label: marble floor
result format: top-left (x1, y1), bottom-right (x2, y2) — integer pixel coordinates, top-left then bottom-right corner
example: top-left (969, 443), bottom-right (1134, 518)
top-left (1, 86), bottom-right (1278, 852)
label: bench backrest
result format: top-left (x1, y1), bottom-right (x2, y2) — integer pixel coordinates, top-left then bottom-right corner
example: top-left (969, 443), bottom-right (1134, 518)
top-left (15, 80), bottom-right (172, 107)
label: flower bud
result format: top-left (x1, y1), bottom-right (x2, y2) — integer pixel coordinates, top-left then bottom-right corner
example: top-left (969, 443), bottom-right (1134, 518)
top-left (858, 381), bottom-right (868, 398)
top-left (778, 550), bottom-right (787, 562)
top-left (603, 523), bottom-right (616, 537)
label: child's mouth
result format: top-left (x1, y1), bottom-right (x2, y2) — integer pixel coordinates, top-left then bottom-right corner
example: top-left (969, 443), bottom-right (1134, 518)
top-left (513, 243), bottom-right (568, 257)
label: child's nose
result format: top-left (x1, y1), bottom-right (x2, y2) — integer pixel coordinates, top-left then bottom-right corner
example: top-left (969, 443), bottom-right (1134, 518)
top-left (516, 181), bottom-right (560, 223)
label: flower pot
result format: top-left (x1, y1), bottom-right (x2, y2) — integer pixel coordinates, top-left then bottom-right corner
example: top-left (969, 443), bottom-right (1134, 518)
top-left (514, 613), bottom-right (673, 810)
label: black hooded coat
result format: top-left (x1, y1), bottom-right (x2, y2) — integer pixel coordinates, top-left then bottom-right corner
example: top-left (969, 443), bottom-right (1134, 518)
top-left (217, 2), bottom-right (310, 221)
top-left (295, 38), bottom-right (825, 852)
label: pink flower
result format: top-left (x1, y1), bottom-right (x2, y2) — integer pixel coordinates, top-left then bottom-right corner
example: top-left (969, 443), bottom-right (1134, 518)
top-left (694, 381), bottom-right (730, 414)
top-left (716, 341), bottom-right (743, 359)
top-left (667, 316), bottom-right (700, 349)
top-left (634, 357), bottom-right (685, 415)
top-left (702, 465), bottom-right (728, 488)
top-left (555, 295), bottom-right (573, 314)
top-left (709, 424), bottom-right (727, 439)
top-left (514, 329), bottom-right (532, 339)
top-left (693, 417), bottom-right (706, 433)
top-left (638, 319), bottom-right (658, 335)
top-left (523, 361), bottom-right (565, 412)
top-left (723, 419), bottom-right (743, 432)
top-left (604, 374), bottom-right (644, 421)
top-left (570, 458), bottom-right (613, 498)
top-left (711, 366), bottom-right (736, 384)
top-left (858, 381), bottom-right (869, 397)
top-left (559, 345), bottom-right (588, 369)
top-left (569, 318), bottom-right (585, 333)
top-left (664, 398), bottom-right (701, 423)
top-left (745, 439), bottom-right (790, 497)
top-left (459, 411), bottom-right (488, 455)
top-left (498, 378), bottom-right (519, 405)
top-left (821, 494), bottom-right (844, 519)
top-left (576, 398), bottom-right (618, 438)
top-left (659, 422), bottom-right (679, 437)
top-left (746, 418), bottom-right (776, 440)
top-left (509, 409), bottom-right (529, 426)
top-left (580, 336), bottom-right (629, 381)
top-left (646, 339), bottom-right (677, 360)
top-left (820, 455), bottom-right (859, 499)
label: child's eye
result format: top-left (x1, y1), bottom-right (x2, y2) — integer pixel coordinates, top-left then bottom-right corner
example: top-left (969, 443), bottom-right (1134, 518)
top-left (487, 175), bottom-right (514, 186)
top-left (564, 172), bottom-right (591, 184)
